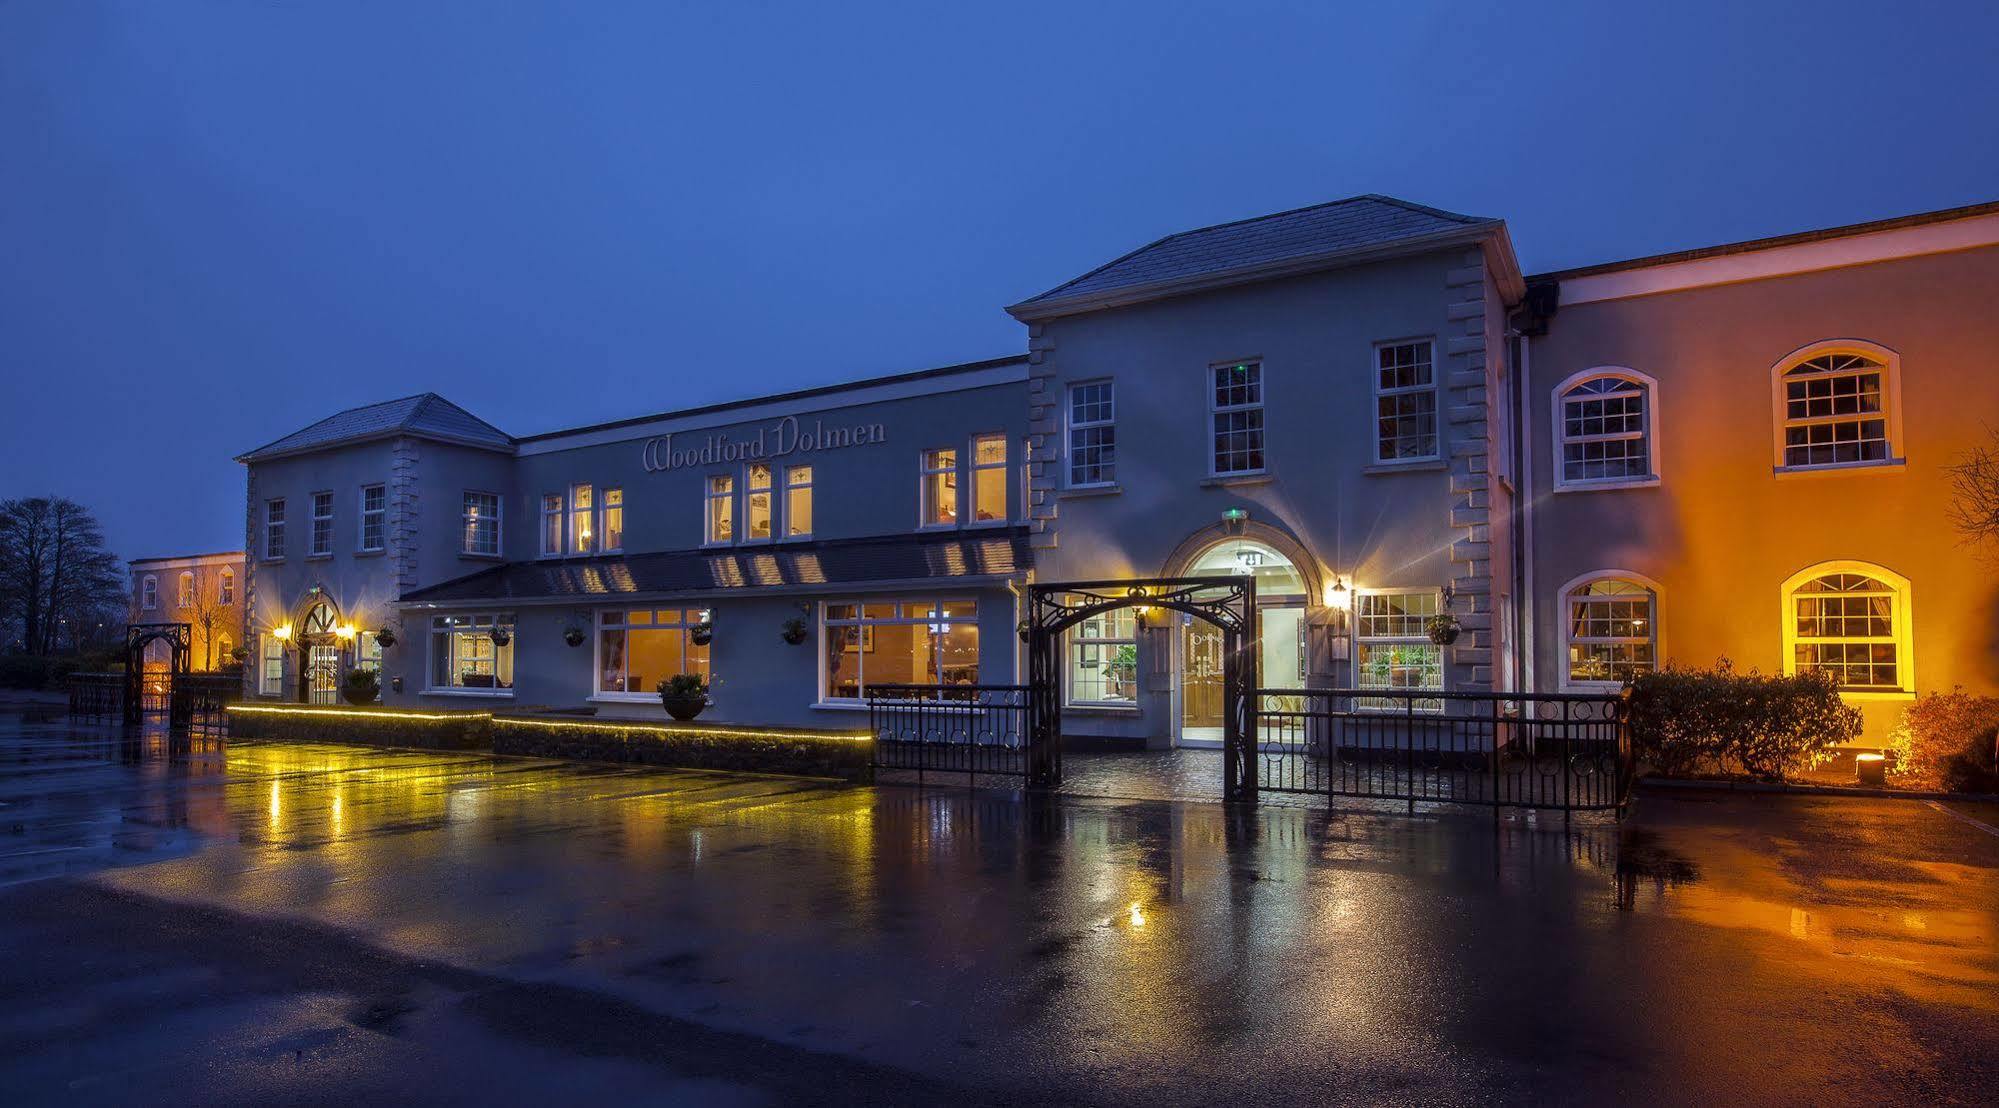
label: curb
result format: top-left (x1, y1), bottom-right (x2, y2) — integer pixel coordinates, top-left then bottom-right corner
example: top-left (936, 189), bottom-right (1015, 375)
top-left (1637, 776), bottom-right (1999, 803)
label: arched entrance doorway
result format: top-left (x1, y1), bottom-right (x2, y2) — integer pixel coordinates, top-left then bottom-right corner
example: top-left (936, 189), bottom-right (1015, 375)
top-left (1174, 538), bottom-right (1310, 748)
top-left (294, 597), bottom-right (344, 704)
top-left (123, 622), bottom-right (191, 727)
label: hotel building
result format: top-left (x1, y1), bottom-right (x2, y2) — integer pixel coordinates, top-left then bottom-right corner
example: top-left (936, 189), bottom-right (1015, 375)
top-left (234, 195), bottom-right (1999, 749)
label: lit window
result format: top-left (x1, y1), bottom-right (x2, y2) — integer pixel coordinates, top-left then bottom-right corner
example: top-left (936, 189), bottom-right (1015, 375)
top-left (596, 608), bottom-right (711, 696)
top-left (540, 493), bottom-right (563, 556)
top-left (265, 499), bottom-right (286, 560)
top-left (360, 484), bottom-right (386, 552)
top-left (706, 474), bottom-right (734, 543)
top-left (215, 633), bottom-right (232, 667)
top-left (177, 571), bottom-right (194, 609)
top-left (140, 575), bottom-right (158, 610)
top-left (1563, 575), bottom-right (1657, 686)
top-left (971, 435), bottom-right (1007, 523)
top-left (821, 599), bottom-right (979, 702)
top-left (1374, 340), bottom-right (1438, 462)
top-left (1067, 605), bottom-right (1138, 706)
top-left (428, 614), bottom-right (515, 691)
top-left (218, 568), bottom-right (234, 605)
top-left (1557, 372), bottom-right (1656, 487)
top-left (920, 448), bottom-right (959, 527)
top-left (310, 492), bottom-right (333, 556)
top-left (571, 484), bottom-right (595, 555)
top-left (1067, 381), bottom-right (1116, 487)
top-left (1777, 346), bottom-right (1898, 469)
top-left (1785, 563), bottom-right (1910, 692)
top-left (602, 488), bottom-right (623, 552)
top-left (745, 464), bottom-right (774, 541)
top-left (1354, 590), bottom-right (1444, 705)
top-left (1210, 362), bottom-right (1265, 475)
top-left (260, 635), bottom-right (285, 696)
top-left (785, 465), bottom-right (813, 538)
top-left (462, 492), bottom-right (501, 556)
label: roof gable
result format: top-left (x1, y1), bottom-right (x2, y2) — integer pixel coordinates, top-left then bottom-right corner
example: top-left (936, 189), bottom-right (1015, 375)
top-left (1009, 194), bottom-right (1503, 320)
top-left (237, 393), bottom-right (514, 462)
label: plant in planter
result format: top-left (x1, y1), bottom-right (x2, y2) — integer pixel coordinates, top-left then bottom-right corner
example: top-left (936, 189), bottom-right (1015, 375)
top-left (341, 668), bottom-right (381, 705)
top-left (689, 615), bottom-right (713, 647)
top-left (563, 625), bottom-right (587, 648)
top-left (375, 627), bottom-right (397, 649)
top-left (780, 615), bottom-right (809, 646)
top-left (230, 645), bottom-right (251, 663)
top-left (657, 673), bottom-right (710, 721)
top-left (1426, 611), bottom-right (1462, 646)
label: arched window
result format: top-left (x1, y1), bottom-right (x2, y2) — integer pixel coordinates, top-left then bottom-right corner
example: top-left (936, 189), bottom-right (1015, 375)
top-left (140, 575), bottom-right (158, 611)
top-left (218, 568), bottom-right (234, 605)
top-left (1782, 561), bottom-right (1912, 694)
top-left (1554, 370), bottom-right (1658, 489)
top-left (1772, 341), bottom-right (1902, 471)
top-left (176, 571), bottom-right (194, 610)
top-left (1559, 572), bottom-right (1660, 687)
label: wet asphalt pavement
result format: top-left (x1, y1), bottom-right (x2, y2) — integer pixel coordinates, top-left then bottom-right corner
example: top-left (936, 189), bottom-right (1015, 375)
top-left (1, 717), bottom-right (1996, 1106)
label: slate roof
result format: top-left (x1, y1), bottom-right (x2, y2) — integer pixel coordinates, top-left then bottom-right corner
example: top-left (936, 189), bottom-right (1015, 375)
top-left (237, 393), bottom-right (514, 462)
top-left (1009, 194), bottom-right (1499, 318)
top-left (399, 527), bottom-right (1033, 605)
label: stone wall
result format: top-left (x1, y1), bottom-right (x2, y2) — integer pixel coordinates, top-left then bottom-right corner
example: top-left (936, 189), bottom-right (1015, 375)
top-left (490, 718), bottom-right (874, 782)
top-left (226, 704), bottom-right (492, 750)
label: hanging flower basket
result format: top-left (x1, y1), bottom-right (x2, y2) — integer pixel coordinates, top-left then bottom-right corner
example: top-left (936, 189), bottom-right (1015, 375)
top-left (229, 645), bottom-right (251, 663)
top-left (563, 626), bottom-right (587, 648)
top-left (489, 626), bottom-right (512, 648)
top-left (375, 627), bottom-right (397, 650)
top-left (780, 616), bottom-right (808, 646)
top-left (690, 618), bottom-right (713, 647)
top-left (1426, 612), bottom-right (1462, 646)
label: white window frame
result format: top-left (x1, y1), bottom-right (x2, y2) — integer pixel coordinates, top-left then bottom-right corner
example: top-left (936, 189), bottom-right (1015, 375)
top-left (969, 433), bottom-right (1009, 526)
top-left (1064, 604), bottom-right (1140, 708)
top-left (817, 598), bottom-right (980, 705)
top-left (743, 463), bottom-right (776, 543)
top-left (783, 464), bottom-right (814, 540)
top-left (1557, 571), bottom-right (1662, 690)
top-left (601, 488), bottom-right (624, 553)
top-left (540, 492), bottom-right (564, 558)
top-left (140, 574), bottom-right (158, 611)
top-left (309, 491), bottom-right (334, 556)
top-left (1352, 587), bottom-right (1446, 706)
top-left (1780, 560), bottom-right (1914, 699)
top-left (570, 483), bottom-right (596, 555)
top-left (1770, 339), bottom-right (1904, 474)
top-left (1372, 339), bottom-right (1440, 464)
top-left (461, 491), bottom-right (502, 557)
top-left (705, 474), bottom-right (735, 545)
top-left (176, 571), bottom-right (194, 610)
top-left (1066, 379), bottom-right (1117, 488)
top-left (1208, 359), bottom-right (1266, 476)
top-left (1552, 368), bottom-right (1661, 491)
top-left (218, 568), bottom-right (234, 605)
top-left (592, 607), bottom-right (712, 701)
top-left (259, 634), bottom-right (285, 696)
top-left (264, 498), bottom-right (286, 561)
top-left (919, 447), bottom-right (960, 529)
top-left (359, 484), bottom-right (387, 552)
top-left (425, 613), bottom-right (516, 696)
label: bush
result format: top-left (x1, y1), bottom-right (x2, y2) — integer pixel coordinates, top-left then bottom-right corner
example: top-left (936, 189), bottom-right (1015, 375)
top-left (1626, 659), bottom-right (1862, 782)
top-left (1888, 690), bottom-right (1999, 793)
top-left (0, 655), bottom-right (82, 690)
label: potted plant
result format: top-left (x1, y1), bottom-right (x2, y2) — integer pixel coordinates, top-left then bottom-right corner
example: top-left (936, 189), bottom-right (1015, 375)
top-left (690, 615), bottom-right (713, 647)
top-left (1426, 611), bottom-right (1462, 646)
top-left (230, 645), bottom-right (251, 663)
top-left (563, 625), bottom-right (587, 648)
top-left (375, 626), bottom-right (397, 649)
top-left (780, 615), bottom-right (808, 646)
top-left (341, 668), bottom-right (381, 705)
top-left (658, 673), bottom-right (709, 721)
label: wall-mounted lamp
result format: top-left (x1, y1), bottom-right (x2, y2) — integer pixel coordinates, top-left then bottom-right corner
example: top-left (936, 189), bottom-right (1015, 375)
top-left (334, 624), bottom-right (357, 641)
top-left (1323, 576), bottom-right (1353, 612)
top-left (271, 624), bottom-right (292, 641)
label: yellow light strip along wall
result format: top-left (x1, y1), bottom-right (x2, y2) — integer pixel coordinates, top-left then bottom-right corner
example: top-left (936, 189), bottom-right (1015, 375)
top-left (227, 705), bottom-right (485, 723)
top-left (225, 704), bottom-right (871, 743)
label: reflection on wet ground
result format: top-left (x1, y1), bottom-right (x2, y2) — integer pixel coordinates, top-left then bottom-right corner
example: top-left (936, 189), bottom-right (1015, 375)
top-left (2, 717), bottom-right (1996, 1105)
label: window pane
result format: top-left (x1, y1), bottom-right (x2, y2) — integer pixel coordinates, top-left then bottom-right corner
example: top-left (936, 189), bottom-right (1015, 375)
top-left (824, 625), bottom-right (861, 700)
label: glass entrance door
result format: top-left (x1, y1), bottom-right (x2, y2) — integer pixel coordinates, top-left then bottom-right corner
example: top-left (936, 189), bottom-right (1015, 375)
top-left (1180, 616), bottom-right (1225, 746)
top-left (306, 644), bottom-right (341, 704)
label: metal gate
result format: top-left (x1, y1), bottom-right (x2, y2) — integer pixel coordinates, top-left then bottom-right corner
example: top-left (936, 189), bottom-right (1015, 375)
top-left (866, 684), bottom-right (1031, 782)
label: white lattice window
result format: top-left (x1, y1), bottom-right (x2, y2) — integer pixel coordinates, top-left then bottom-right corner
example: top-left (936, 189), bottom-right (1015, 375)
top-left (360, 484), bottom-right (386, 552)
top-left (1066, 605), bottom-right (1138, 706)
top-left (820, 599), bottom-right (979, 702)
top-left (1783, 563), bottom-right (1911, 694)
top-left (310, 492), bottom-right (333, 556)
top-left (1210, 361), bottom-right (1264, 475)
top-left (1774, 343), bottom-right (1900, 470)
top-left (1556, 371), bottom-right (1657, 488)
top-left (1067, 381), bottom-right (1116, 487)
top-left (1353, 589), bottom-right (1444, 702)
top-left (1373, 341), bottom-right (1437, 462)
top-left (462, 492), bottom-right (501, 556)
top-left (1562, 575), bottom-right (1658, 686)
top-left (705, 475), bottom-right (734, 544)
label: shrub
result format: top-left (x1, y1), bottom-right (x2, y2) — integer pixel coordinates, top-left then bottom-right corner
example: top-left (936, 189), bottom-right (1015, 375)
top-left (657, 673), bottom-right (708, 698)
top-left (1888, 689), bottom-right (1999, 793)
top-left (0, 655), bottom-right (83, 690)
top-left (1626, 659), bottom-right (1862, 782)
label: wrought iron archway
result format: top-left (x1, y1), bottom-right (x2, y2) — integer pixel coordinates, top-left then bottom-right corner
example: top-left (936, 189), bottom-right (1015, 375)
top-left (124, 622), bottom-right (191, 727)
top-left (1026, 576), bottom-right (1259, 799)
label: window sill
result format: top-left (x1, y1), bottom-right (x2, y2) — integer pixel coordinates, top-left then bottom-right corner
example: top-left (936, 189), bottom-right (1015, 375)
top-left (354, 548), bottom-right (386, 558)
top-left (1772, 459), bottom-right (1906, 480)
top-left (305, 553), bottom-right (333, 562)
top-left (1200, 472), bottom-right (1272, 489)
top-left (262, 557), bottom-right (286, 565)
top-left (587, 694), bottom-right (665, 705)
top-left (810, 701), bottom-right (868, 712)
top-left (459, 552), bottom-right (505, 561)
top-left (1058, 485), bottom-right (1122, 499)
top-left (1362, 459), bottom-right (1446, 475)
top-left (420, 688), bottom-right (515, 699)
top-left (966, 519), bottom-right (1011, 529)
top-left (1835, 689), bottom-right (1916, 703)
top-left (1554, 476), bottom-right (1661, 493)
top-left (1065, 703), bottom-right (1142, 715)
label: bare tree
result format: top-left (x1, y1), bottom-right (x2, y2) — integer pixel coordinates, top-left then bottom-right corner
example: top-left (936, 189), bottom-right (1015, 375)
top-left (182, 566), bottom-right (226, 670)
top-left (1948, 431), bottom-right (1999, 555)
top-left (0, 498), bottom-right (126, 655)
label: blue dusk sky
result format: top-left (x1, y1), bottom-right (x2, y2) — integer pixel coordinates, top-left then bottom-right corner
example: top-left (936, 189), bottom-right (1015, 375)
top-left (3, 0), bottom-right (1996, 561)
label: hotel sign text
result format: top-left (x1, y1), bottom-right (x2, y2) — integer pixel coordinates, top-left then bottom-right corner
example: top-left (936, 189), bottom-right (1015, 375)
top-left (641, 415), bottom-right (888, 473)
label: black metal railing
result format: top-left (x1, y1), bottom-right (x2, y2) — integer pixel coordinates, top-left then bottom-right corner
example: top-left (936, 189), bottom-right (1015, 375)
top-left (67, 672), bottom-right (124, 721)
top-left (178, 673), bottom-right (241, 731)
top-left (866, 684), bottom-right (1032, 782)
top-left (1253, 687), bottom-right (1631, 815)
top-left (65, 671), bottom-right (239, 730)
